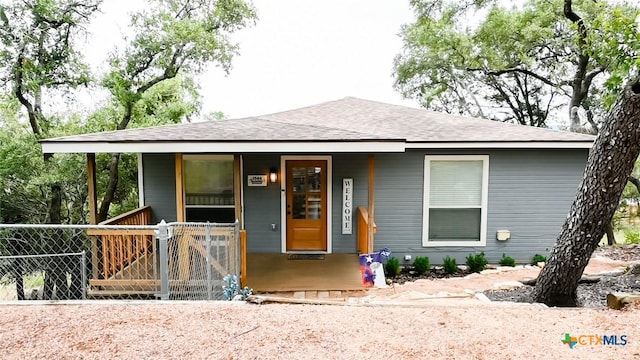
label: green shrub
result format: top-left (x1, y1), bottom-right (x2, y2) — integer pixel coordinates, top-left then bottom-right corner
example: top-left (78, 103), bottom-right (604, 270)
top-left (413, 256), bottom-right (430, 275)
top-left (624, 230), bottom-right (640, 245)
top-left (499, 254), bottom-right (516, 267)
top-left (442, 256), bottom-right (458, 274)
top-left (531, 254), bottom-right (547, 264)
top-left (384, 257), bottom-right (400, 278)
top-left (465, 252), bottom-right (488, 273)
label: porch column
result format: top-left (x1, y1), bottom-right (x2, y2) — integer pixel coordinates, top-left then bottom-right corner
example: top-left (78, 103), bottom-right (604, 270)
top-left (175, 153), bottom-right (190, 280)
top-left (175, 153), bottom-right (185, 222)
top-left (368, 154), bottom-right (375, 254)
top-left (233, 154), bottom-right (242, 227)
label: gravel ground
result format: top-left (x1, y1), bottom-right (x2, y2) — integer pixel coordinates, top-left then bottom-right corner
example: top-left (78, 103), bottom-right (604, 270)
top-left (0, 245), bottom-right (638, 359)
top-left (0, 301), bottom-right (638, 359)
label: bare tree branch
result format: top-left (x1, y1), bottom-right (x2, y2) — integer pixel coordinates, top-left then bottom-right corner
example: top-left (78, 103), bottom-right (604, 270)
top-left (467, 66), bottom-right (558, 87)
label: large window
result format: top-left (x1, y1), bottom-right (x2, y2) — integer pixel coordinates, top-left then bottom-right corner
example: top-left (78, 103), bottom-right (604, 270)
top-left (184, 155), bottom-right (235, 223)
top-left (422, 155), bottom-right (488, 247)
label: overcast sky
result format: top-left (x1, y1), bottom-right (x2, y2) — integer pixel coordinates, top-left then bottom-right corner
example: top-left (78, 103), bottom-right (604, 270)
top-left (88, 0), bottom-right (420, 119)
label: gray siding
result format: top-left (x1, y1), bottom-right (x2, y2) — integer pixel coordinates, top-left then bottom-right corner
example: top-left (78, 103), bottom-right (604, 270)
top-left (141, 149), bottom-right (587, 263)
top-left (331, 155), bottom-right (369, 252)
top-left (142, 154), bottom-right (177, 223)
top-left (373, 149), bottom-right (588, 265)
top-left (243, 154), bottom-right (369, 253)
top-left (243, 154), bottom-right (282, 252)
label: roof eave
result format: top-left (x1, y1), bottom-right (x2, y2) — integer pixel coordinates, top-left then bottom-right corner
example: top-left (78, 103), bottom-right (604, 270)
top-left (40, 140), bottom-right (407, 154)
top-left (405, 141), bottom-right (594, 149)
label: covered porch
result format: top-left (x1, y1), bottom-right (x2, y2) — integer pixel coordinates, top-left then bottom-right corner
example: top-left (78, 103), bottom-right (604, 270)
top-left (84, 202), bottom-right (376, 297)
top-left (81, 150), bottom-right (378, 298)
top-left (246, 253), bottom-right (364, 292)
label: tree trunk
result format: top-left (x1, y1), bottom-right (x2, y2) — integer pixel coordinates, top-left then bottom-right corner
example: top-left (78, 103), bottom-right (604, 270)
top-left (97, 153), bottom-right (121, 222)
top-left (10, 236), bottom-right (25, 301)
top-left (606, 222), bottom-right (616, 246)
top-left (42, 185), bottom-right (69, 300)
top-left (533, 77), bottom-right (640, 307)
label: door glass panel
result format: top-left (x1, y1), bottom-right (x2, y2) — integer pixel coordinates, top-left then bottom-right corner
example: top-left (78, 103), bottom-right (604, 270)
top-left (290, 165), bottom-right (322, 220)
top-left (292, 194), bottom-right (306, 219)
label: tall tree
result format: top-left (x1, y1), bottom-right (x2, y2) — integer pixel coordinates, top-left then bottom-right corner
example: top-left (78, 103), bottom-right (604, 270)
top-left (533, 75), bottom-right (640, 306)
top-left (0, 0), bottom-right (101, 222)
top-left (397, 0), bottom-right (640, 305)
top-left (394, 0), bottom-right (640, 131)
top-left (96, 0), bottom-right (257, 221)
top-left (0, 0), bottom-right (102, 299)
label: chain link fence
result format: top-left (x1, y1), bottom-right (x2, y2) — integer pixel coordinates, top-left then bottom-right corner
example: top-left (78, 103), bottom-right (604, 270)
top-left (166, 223), bottom-right (240, 300)
top-left (0, 221), bottom-right (239, 301)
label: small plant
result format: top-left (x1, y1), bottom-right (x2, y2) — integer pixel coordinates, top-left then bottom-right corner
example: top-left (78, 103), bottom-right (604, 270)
top-left (465, 252), bottom-right (488, 273)
top-left (498, 254), bottom-right (516, 267)
top-left (384, 257), bottom-right (401, 278)
top-left (531, 254), bottom-right (547, 264)
top-left (442, 256), bottom-right (458, 274)
top-left (412, 256), bottom-right (430, 275)
top-left (624, 230), bottom-right (640, 245)
top-left (222, 274), bottom-right (253, 301)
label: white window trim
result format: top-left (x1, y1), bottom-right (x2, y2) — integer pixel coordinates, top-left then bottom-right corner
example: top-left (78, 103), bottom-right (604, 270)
top-left (422, 155), bottom-right (489, 247)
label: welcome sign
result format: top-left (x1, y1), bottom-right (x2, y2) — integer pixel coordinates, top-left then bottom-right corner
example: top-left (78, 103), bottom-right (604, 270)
top-left (342, 178), bottom-right (353, 234)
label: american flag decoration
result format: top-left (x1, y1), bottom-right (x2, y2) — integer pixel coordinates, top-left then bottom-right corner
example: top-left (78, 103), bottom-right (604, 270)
top-left (359, 247), bottom-right (391, 287)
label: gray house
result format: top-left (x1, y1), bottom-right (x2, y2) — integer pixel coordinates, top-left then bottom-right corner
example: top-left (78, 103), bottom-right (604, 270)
top-left (41, 97), bottom-right (593, 290)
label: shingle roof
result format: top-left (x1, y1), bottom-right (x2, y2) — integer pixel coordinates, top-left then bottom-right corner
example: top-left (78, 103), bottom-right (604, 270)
top-left (52, 117), bottom-right (392, 142)
top-left (261, 97), bottom-right (594, 143)
top-left (42, 97), bottom-right (594, 149)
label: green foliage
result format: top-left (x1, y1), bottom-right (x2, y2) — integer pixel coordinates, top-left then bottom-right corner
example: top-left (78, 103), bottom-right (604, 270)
top-left (412, 256), bottom-right (431, 275)
top-left (624, 230), bottom-right (640, 245)
top-left (384, 257), bottom-right (401, 278)
top-left (442, 256), bottom-right (458, 274)
top-left (395, 0), bottom-right (640, 130)
top-left (531, 254), bottom-right (547, 264)
top-left (0, 1), bottom-right (99, 98)
top-left (103, 0), bottom-right (257, 106)
top-left (95, 0), bottom-right (257, 219)
top-left (499, 254), bottom-right (516, 267)
top-left (465, 252), bottom-right (488, 273)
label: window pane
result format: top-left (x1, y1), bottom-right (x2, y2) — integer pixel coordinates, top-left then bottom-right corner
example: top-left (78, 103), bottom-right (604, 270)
top-left (429, 160), bottom-right (483, 207)
top-left (184, 156), bottom-right (234, 206)
top-left (291, 166), bottom-right (322, 219)
top-left (428, 208), bottom-right (480, 241)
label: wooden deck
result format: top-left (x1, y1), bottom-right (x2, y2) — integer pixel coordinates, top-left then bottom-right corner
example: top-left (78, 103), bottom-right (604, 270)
top-left (245, 253), bottom-right (364, 292)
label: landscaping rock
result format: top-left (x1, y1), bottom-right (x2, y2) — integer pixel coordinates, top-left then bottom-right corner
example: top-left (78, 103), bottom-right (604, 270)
top-left (479, 269), bottom-right (499, 275)
top-left (492, 281), bottom-right (524, 290)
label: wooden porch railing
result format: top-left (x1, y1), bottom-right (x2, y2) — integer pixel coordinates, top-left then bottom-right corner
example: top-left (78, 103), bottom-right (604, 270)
top-left (87, 206), bottom-right (155, 282)
top-left (357, 206), bottom-right (377, 254)
top-left (240, 230), bottom-right (247, 286)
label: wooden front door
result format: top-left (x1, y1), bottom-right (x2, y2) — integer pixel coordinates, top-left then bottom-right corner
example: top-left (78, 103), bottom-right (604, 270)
top-left (286, 160), bottom-right (327, 251)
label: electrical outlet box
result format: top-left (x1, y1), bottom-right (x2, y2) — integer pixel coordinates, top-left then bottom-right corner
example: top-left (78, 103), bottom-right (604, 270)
top-left (404, 254), bottom-right (412, 261)
top-left (496, 230), bottom-right (511, 241)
